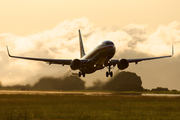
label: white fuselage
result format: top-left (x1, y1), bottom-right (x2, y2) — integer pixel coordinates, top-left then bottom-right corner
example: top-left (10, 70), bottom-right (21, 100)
top-left (80, 40), bottom-right (115, 74)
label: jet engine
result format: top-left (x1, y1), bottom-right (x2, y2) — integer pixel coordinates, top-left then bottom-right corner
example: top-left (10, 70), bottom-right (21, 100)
top-left (70, 59), bottom-right (81, 70)
top-left (117, 59), bottom-right (129, 70)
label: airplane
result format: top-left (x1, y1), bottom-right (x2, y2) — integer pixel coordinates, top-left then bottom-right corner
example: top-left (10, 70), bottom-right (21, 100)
top-left (6, 30), bottom-right (174, 77)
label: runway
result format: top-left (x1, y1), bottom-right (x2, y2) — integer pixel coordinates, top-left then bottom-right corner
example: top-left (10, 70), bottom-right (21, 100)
top-left (0, 90), bottom-right (113, 95)
top-left (142, 93), bottom-right (180, 97)
top-left (1, 90), bottom-right (180, 97)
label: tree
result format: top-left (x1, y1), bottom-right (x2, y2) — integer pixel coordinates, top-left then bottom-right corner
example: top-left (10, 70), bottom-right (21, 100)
top-left (103, 71), bottom-right (143, 91)
top-left (151, 87), bottom-right (170, 91)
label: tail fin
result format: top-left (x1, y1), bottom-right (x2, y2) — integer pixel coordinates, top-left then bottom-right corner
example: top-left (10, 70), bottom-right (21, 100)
top-left (79, 30), bottom-right (86, 58)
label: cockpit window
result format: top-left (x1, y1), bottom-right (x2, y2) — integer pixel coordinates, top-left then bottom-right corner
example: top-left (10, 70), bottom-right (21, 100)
top-left (98, 41), bottom-right (114, 47)
top-left (105, 41), bottom-right (114, 45)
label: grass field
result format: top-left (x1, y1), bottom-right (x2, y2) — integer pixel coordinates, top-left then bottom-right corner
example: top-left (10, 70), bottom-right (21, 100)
top-left (0, 94), bottom-right (180, 120)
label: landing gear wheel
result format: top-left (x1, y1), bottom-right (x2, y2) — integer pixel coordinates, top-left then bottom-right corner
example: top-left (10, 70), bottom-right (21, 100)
top-left (78, 72), bottom-right (81, 77)
top-left (106, 71), bottom-right (109, 77)
top-left (110, 71), bottom-right (113, 77)
top-left (82, 73), bottom-right (85, 77)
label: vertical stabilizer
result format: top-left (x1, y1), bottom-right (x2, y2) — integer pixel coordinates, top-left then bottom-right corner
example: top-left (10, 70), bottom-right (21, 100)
top-left (79, 30), bottom-right (86, 58)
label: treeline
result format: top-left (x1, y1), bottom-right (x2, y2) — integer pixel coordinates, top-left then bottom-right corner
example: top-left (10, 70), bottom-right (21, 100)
top-left (0, 71), bottom-right (177, 91)
top-left (0, 71), bottom-right (144, 91)
top-left (150, 87), bottom-right (177, 92)
top-left (87, 71), bottom-right (143, 91)
top-left (0, 76), bottom-right (85, 91)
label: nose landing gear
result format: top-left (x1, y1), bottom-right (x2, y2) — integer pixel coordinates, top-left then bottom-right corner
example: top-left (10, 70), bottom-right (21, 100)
top-left (106, 71), bottom-right (113, 77)
top-left (106, 65), bottom-right (113, 77)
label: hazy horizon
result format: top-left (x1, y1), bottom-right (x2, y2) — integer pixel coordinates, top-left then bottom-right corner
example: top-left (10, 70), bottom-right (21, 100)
top-left (0, 0), bottom-right (180, 90)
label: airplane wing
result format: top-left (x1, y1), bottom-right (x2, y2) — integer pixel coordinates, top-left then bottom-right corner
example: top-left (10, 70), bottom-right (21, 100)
top-left (110, 45), bottom-right (174, 65)
top-left (6, 46), bottom-right (72, 65)
top-left (127, 54), bottom-right (172, 64)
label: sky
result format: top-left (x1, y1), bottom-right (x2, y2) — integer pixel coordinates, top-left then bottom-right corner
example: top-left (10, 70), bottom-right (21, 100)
top-left (0, 0), bottom-right (180, 90)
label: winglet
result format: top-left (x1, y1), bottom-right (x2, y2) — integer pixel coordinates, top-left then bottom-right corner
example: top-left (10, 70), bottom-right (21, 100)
top-left (172, 45), bottom-right (174, 56)
top-left (6, 46), bottom-right (12, 57)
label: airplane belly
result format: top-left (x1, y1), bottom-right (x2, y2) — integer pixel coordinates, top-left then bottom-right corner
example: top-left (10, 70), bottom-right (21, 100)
top-left (83, 65), bottom-right (104, 74)
top-left (84, 69), bottom-right (96, 74)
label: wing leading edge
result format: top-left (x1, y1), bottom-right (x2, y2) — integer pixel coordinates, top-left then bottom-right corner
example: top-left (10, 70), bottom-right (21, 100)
top-left (111, 45), bottom-right (174, 65)
top-left (6, 46), bottom-right (72, 65)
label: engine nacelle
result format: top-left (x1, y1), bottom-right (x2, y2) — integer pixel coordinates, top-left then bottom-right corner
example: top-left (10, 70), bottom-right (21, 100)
top-left (117, 59), bottom-right (129, 70)
top-left (70, 59), bottom-right (81, 70)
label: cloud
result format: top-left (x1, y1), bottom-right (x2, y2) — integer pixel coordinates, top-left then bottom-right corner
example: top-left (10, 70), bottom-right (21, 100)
top-left (124, 23), bottom-right (148, 48)
top-left (0, 17), bottom-right (180, 88)
top-left (136, 21), bottom-right (180, 56)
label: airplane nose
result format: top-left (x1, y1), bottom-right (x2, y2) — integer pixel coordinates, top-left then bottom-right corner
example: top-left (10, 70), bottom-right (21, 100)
top-left (108, 46), bottom-right (115, 57)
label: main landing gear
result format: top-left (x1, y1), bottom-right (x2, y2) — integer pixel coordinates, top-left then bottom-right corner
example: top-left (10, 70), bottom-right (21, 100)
top-left (79, 72), bottom-right (85, 77)
top-left (106, 65), bottom-right (113, 77)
